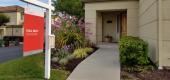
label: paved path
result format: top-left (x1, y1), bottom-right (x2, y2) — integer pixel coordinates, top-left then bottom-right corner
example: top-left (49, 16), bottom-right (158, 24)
top-left (67, 44), bottom-right (120, 80)
top-left (0, 46), bottom-right (22, 63)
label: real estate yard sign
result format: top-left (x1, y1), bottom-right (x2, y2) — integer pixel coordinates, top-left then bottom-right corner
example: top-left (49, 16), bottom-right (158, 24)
top-left (23, 10), bottom-right (44, 56)
top-left (20, 0), bottom-right (54, 79)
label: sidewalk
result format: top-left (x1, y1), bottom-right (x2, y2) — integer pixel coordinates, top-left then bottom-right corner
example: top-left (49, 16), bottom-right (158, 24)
top-left (67, 44), bottom-right (120, 80)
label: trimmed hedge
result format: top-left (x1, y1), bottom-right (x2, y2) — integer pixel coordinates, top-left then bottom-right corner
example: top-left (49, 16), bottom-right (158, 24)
top-left (119, 36), bottom-right (149, 66)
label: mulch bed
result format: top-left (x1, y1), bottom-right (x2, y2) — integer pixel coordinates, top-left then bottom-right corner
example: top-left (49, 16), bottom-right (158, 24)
top-left (51, 47), bottom-right (98, 72)
top-left (121, 69), bottom-right (170, 80)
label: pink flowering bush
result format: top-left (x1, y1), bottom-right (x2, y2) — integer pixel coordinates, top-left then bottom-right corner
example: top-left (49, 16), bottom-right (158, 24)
top-left (52, 15), bottom-right (86, 49)
top-left (51, 14), bottom-right (95, 65)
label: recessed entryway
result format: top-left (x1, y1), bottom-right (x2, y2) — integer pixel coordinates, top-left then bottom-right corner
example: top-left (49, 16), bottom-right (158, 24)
top-left (96, 10), bottom-right (127, 44)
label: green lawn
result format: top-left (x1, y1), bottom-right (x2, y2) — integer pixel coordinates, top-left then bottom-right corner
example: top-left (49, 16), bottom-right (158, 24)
top-left (0, 53), bottom-right (69, 80)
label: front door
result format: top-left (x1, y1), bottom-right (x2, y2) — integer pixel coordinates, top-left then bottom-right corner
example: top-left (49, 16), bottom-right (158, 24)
top-left (102, 13), bottom-right (116, 42)
top-left (120, 14), bottom-right (127, 37)
top-left (102, 12), bottom-right (127, 43)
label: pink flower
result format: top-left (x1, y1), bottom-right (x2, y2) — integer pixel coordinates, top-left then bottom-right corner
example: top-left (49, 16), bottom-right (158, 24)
top-left (52, 17), bottom-right (62, 28)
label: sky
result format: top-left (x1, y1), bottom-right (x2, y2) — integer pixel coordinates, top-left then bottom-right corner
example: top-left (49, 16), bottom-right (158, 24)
top-left (0, 0), bottom-right (48, 6)
top-left (0, 0), bottom-right (49, 15)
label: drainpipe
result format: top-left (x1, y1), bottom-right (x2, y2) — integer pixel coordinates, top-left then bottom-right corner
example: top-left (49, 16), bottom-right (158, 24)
top-left (158, 0), bottom-right (163, 70)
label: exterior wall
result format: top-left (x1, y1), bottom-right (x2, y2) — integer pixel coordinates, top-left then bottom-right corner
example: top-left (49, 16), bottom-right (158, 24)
top-left (3, 12), bottom-right (23, 25)
top-left (0, 12), bottom-right (24, 38)
top-left (85, 1), bottom-right (139, 44)
top-left (5, 28), bottom-right (24, 36)
top-left (96, 12), bottom-right (103, 43)
top-left (16, 12), bottom-right (24, 25)
top-left (162, 0), bottom-right (170, 66)
top-left (139, 0), bottom-right (159, 63)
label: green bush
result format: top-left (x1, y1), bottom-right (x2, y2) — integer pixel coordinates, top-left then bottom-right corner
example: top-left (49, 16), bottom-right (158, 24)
top-left (0, 13), bottom-right (9, 26)
top-left (84, 47), bottom-right (94, 53)
top-left (119, 36), bottom-right (149, 66)
top-left (73, 47), bottom-right (93, 59)
top-left (55, 26), bottom-right (84, 49)
top-left (0, 39), bottom-right (4, 47)
top-left (73, 48), bottom-right (88, 59)
top-left (52, 48), bottom-right (71, 65)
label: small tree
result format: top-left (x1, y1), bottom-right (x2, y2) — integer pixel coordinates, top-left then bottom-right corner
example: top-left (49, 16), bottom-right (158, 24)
top-left (0, 14), bottom-right (9, 26)
top-left (53, 0), bottom-right (84, 19)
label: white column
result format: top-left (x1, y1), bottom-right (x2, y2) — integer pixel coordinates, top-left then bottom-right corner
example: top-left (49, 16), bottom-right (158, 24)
top-left (158, 0), bottom-right (163, 70)
top-left (45, 0), bottom-right (52, 79)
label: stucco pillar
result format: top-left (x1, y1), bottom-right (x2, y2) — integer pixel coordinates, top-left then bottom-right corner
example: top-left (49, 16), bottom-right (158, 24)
top-left (85, 10), bottom-right (97, 44)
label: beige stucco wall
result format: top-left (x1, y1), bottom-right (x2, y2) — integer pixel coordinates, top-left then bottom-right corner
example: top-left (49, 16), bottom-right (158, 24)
top-left (85, 1), bottom-right (139, 44)
top-left (162, 0), bottom-right (170, 66)
top-left (3, 12), bottom-right (23, 25)
top-left (5, 28), bottom-right (24, 36)
top-left (0, 12), bottom-right (24, 38)
top-left (96, 12), bottom-right (103, 43)
top-left (139, 0), bottom-right (159, 64)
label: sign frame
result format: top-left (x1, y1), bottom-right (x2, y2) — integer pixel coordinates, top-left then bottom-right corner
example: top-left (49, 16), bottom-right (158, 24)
top-left (20, 0), bottom-right (54, 79)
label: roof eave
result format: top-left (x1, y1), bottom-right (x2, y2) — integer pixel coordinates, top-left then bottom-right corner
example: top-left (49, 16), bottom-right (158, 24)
top-left (82, 0), bottom-right (139, 3)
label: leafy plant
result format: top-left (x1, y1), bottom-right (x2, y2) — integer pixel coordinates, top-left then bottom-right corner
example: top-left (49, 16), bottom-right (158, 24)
top-left (73, 48), bottom-right (88, 59)
top-left (73, 47), bottom-right (93, 59)
top-left (55, 23), bottom-right (85, 49)
top-left (52, 48), bottom-right (71, 65)
top-left (119, 36), bottom-right (149, 66)
top-left (0, 39), bottom-right (4, 47)
top-left (53, 0), bottom-right (84, 18)
top-left (0, 14), bottom-right (9, 26)
top-left (84, 47), bottom-right (94, 53)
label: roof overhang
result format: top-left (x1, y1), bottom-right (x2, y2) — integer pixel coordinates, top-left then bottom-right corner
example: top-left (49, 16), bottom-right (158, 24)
top-left (82, 0), bottom-right (139, 3)
top-left (0, 5), bottom-right (24, 13)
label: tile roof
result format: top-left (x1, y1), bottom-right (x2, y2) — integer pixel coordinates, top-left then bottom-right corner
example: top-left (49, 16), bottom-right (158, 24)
top-left (0, 5), bottom-right (24, 13)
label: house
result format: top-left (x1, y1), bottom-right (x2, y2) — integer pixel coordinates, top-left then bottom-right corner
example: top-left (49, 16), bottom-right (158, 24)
top-left (0, 5), bottom-right (24, 40)
top-left (83, 0), bottom-right (170, 68)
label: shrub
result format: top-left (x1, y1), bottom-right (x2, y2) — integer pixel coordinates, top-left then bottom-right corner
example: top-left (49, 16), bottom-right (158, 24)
top-left (52, 48), bottom-right (71, 65)
top-left (73, 48), bottom-right (88, 59)
top-left (84, 47), bottom-right (94, 53)
top-left (119, 36), bottom-right (149, 66)
top-left (73, 47), bottom-right (93, 59)
top-left (0, 13), bottom-right (9, 26)
top-left (55, 24), bottom-right (84, 49)
top-left (0, 39), bottom-right (4, 47)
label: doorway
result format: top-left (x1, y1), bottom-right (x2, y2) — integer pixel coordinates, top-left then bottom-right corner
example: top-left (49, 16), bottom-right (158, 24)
top-left (102, 11), bottom-right (127, 43)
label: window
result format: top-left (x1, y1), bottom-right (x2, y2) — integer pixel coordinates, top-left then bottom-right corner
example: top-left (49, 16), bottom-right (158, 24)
top-left (21, 12), bottom-right (24, 20)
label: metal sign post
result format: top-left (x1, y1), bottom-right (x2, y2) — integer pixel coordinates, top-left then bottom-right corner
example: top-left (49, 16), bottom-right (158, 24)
top-left (45, 0), bottom-right (52, 79)
top-left (20, 0), bottom-right (54, 79)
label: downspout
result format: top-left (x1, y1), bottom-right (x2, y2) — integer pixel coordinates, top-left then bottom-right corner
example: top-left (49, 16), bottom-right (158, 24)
top-left (158, 0), bottom-right (163, 69)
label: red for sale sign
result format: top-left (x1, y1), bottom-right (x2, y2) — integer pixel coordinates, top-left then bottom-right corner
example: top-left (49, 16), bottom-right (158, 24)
top-left (23, 13), bottom-right (44, 56)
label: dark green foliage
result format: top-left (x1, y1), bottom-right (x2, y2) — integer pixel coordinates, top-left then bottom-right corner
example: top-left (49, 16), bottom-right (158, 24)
top-left (0, 39), bottom-right (4, 47)
top-left (119, 36), bottom-right (149, 66)
top-left (53, 0), bottom-right (84, 18)
top-left (55, 24), bottom-right (85, 49)
top-left (0, 14), bottom-right (9, 26)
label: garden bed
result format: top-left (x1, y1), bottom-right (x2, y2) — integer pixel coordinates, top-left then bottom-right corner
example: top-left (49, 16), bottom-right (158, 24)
top-left (121, 69), bottom-right (170, 80)
top-left (119, 36), bottom-right (170, 80)
top-left (52, 47), bottom-right (98, 72)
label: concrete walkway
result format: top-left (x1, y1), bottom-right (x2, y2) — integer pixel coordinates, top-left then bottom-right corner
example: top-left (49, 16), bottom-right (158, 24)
top-left (67, 44), bottom-right (120, 80)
